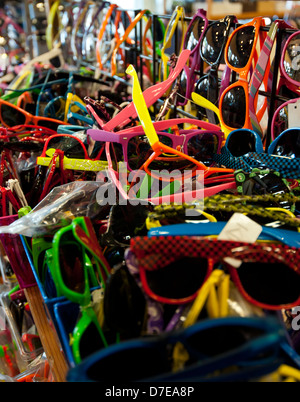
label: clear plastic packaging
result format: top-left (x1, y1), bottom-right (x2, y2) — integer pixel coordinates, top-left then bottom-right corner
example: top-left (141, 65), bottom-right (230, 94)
top-left (0, 181), bottom-right (110, 237)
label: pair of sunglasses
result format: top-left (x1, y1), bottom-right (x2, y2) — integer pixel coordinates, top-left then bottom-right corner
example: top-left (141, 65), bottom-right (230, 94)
top-left (67, 315), bottom-right (286, 382)
top-left (0, 98), bottom-right (67, 131)
top-left (159, 6), bottom-right (186, 83)
top-left (45, 216), bottom-right (111, 364)
top-left (194, 15), bottom-right (237, 120)
top-left (177, 8), bottom-right (208, 107)
top-left (219, 17), bottom-right (269, 132)
top-left (214, 127), bottom-right (300, 179)
top-left (130, 236), bottom-right (300, 310)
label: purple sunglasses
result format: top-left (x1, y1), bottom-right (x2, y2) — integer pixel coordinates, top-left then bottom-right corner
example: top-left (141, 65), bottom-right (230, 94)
top-left (177, 9), bottom-right (208, 107)
top-left (87, 127), bottom-right (224, 172)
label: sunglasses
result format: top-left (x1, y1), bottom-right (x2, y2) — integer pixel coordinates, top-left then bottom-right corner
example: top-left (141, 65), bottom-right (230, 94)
top-left (0, 98), bottom-right (66, 131)
top-left (66, 315), bottom-right (286, 382)
top-left (248, 20), bottom-right (298, 140)
top-left (111, 9), bottom-right (147, 76)
top-left (148, 221), bottom-right (300, 249)
top-left (47, 216), bottom-right (111, 363)
top-left (219, 17), bottom-right (268, 131)
top-left (159, 6), bottom-right (186, 83)
top-left (142, 12), bottom-right (165, 82)
top-left (82, 2), bottom-right (111, 64)
top-left (214, 127), bottom-right (300, 179)
top-left (36, 134), bottom-right (108, 172)
top-left (126, 64), bottom-right (233, 179)
top-left (103, 259), bottom-right (147, 341)
top-left (88, 126), bottom-right (225, 172)
top-left (131, 236), bottom-right (300, 310)
top-left (194, 15), bottom-right (237, 118)
top-left (176, 8), bottom-right (208, 107)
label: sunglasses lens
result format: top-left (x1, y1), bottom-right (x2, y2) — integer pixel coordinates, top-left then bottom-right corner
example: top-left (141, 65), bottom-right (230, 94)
top-left (187, 133), bottom-right (219, 166)
top-left (127, 135), bottom-right (153, 170)
top-left (46, 136), bottom-right (86, 158)
top-left (103, 264), bottom-right (146, 338)
top-left (226, 130), bottom-right (257, 156)
top-left (145, 257), bottom-right (208, 300)
top-left (1, 103), bottom-right (26, 126)
top-left (227, 26), bottom-right (255, 69)
top-left (237, 261), bottom-right (300, 306)
top-left (283, 33), bottom-right (300, 85)
top-left (156, 20), bottom-right (164, 43)
top-left (270, 129), bottom-right (300, 158)
top-left (195, 74), bottom-right (219, 119)
top-left (37, 120), bottom-right (60, 131)
top-left (78, 320), bottom-right (106, 361)
top-left (201, 22), bottom-right (226, 64)
top-left (221, 86), bottom-right (246, 128)
top-left (185, 17), bottom-right (205, 52)
top-left (128, 135), bottom-right (173, 170)
top-left (59, 231), bottom-right (85, 294)
top-left (108, 203), bottom-right (153, 245)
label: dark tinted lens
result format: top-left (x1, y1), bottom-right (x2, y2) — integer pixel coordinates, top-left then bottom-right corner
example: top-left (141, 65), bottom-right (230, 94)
top-left (238, 261), bottom-right (300, 306)
top-left (271, 129), bottom-right (300, 158)
top-left (109, 202), bottom-right (153, 244)
top-left (145, 257), bottom-right (208, 300)
top-left (156, 20), bottom-right (164, 42)
top-left (1, 103), bottom-right (26, 126)
top-left (37, 119), bottom-right (60, 131)
top-left (59, 231), bottom-right (85, 294)
top-left (103, 264), bottom-right (146, 338)
top-left (187, 133), bottom-right (219, 166)
top-left (179, 69), bottom-right (187, 98)
top-left (47, 136), bottom-right (86, 158)
top-left (128, 135), bottom-right (158, 170)
top-left (195, 74), bottom-right (220, 121)
top-left (221, 86), bottom-right (246, 128)
top-left (185, 17), bottom-right (205, 51)
top-left (227, 26), bottom-right (255, 69)
top-left (201, 22), bottom-right (226, 64)
top-left (283, 33), bottom-right (300, 85)
top-left (148, 155), bottom-right (196, 172)
top-left (78, 320), bottom-right (106, 360)
top-left (227, 130), bottom-right (257, 156)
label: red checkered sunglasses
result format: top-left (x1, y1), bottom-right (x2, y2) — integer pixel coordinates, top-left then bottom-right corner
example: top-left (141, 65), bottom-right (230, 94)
top-left (130, 236), bottom-right (300, 310)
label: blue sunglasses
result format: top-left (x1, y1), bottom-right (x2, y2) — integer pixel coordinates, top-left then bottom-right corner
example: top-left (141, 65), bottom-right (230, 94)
top-left (214, 128), bottom-right (300, 178)
top-left (66, 316), bottom-right (286, 382)
top-left (148, 222), bottom-right (300, 248)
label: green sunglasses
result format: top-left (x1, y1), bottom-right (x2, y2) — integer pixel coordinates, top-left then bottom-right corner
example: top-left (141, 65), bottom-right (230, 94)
top-left (45, 216), bottom-right (111, 363)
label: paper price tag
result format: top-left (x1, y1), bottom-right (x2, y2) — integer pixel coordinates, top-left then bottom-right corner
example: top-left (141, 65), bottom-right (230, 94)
top-left (218, 213), bottom-right (262, 268)
top-left (288, 99), bottom-right (300, 129)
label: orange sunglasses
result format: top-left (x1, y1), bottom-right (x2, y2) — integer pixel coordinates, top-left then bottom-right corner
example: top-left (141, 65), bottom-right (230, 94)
top-left (0, 98), bottom-right (68, 131)
top-left (219, 17), bottom-right (269, 132)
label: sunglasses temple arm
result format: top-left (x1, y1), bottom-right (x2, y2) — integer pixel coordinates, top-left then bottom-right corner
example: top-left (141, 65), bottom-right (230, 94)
top-left (126, 65), bottom-right (159, 147)
top-left (103, 49), bottom-right (190, 131)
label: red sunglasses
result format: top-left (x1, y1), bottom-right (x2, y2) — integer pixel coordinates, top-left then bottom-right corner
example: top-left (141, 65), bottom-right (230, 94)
top-left (130, 236), bottom-right (300, 310)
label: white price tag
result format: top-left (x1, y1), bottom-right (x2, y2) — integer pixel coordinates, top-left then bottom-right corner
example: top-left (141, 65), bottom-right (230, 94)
top-left (218, 213), bottom-right (262, 268)
top-left (288, 99), bottom-right (300, 129)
